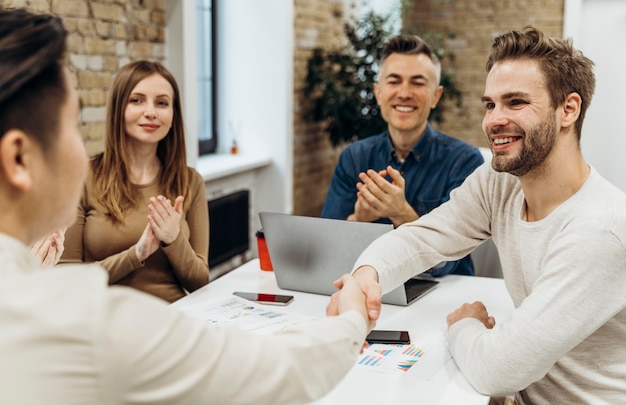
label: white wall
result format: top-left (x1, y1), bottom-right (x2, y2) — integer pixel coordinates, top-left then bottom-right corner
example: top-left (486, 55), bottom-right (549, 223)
top-left (564, 0), bottom-right (626, 192)
top-left (164, 0), bottom-right (199, 165)
top-left (165, 0), bottom-right (294, 219)
top-left (215, 0), bottom-right (294, 217)
top-left (361, 0), bottom-right (401, 31)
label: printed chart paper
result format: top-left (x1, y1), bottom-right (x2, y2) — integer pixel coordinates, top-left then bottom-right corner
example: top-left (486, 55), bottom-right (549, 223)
top-left (178, 296), bottom-right (312, 334)
top-left (357, 343), bottom-right (425, 375)
top-left (357, 341), bottom-right (451, 378)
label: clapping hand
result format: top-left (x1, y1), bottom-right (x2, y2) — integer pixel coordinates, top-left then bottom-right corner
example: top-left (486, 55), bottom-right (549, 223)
top-left (135, 223), bottom-right (160, 262)
top-left (351, 169), bottom-right (388, 223)
top-left (31, 228), bottom-right (66, 268)
top-left (352, 166), bottom-right (417, 226)
top-left (135, 195), bottom-right (184, 262)
top-left (148, 195), bottom-right (184, 245)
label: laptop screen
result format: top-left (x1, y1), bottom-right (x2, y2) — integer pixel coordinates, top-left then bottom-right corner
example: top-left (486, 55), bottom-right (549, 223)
top-left (258, 213), bottom-right (438, 306)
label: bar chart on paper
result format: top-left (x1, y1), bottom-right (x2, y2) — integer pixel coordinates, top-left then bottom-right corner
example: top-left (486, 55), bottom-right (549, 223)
top-left (357, 344), bottom-right (425, 375)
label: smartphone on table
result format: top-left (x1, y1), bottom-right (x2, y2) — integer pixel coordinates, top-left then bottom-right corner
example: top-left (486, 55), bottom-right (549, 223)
top-left (233, 291), bottom-right (294, 306)
top-left (365, 330), bottom-right (411, 345)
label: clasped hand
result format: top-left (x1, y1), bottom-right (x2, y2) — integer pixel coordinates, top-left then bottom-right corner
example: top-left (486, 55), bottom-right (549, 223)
top-left (327, 267), bottom-right (496, 337)
top-left (136, 195), bottom-right (184, 262)
top-left (30, 228), bottom-right (66, 268)
top-left (326, 274), bottom-right (377, 332)
top-left (353, 166), bottom-right (415, 226)
top-left (446, 301), bottom-right (496, 329)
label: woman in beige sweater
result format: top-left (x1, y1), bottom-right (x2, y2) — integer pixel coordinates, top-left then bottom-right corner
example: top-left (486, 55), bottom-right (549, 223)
top-left (60, 60), bottom-right (209, 302)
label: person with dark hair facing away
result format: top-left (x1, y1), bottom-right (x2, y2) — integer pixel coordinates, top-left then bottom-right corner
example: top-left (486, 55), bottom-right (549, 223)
top-left (0, 7), bottom-right (373, 404)
top-left (321, 34), bottom-right (484, 277)
top-left (330, 27), bottom-right (626, 404)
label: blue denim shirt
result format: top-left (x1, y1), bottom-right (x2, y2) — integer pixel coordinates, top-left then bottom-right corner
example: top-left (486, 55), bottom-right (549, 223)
top-left (321, 124), bottom-right (484, 276)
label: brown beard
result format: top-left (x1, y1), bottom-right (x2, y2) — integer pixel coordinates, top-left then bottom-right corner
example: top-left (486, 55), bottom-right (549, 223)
top-left (491, 118), bottom-right (557, 177)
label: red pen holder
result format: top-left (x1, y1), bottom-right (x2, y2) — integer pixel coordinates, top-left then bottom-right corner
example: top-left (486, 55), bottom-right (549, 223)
top-left (256, 230), bottom-right (273, 271)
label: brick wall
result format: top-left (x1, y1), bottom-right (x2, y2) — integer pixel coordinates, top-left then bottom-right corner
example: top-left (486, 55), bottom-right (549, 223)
top-left (1, 0), bottom-right (166, 156)
top-left (403, 0), bottom-right (565, 147)
top-left (5, 0), bottom-right (566, 218)
top-left (291, 0), bottom-right (565, 216)
top-left (292, 0), bottom-right (349, 217)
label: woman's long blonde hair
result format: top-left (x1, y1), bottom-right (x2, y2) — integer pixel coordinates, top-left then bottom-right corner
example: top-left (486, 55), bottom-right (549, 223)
top-left (92, 60), bottom-right (189, 223)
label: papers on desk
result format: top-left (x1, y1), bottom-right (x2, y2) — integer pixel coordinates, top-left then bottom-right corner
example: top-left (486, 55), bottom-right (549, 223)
top-left (179, 296), bottom-right (312, 334)
top-left (178, 295), bottom-right (452, 381)
top-left (357, 340), bottom-right (452, 379)
top-left (358, 343), bottom-right (424, 375)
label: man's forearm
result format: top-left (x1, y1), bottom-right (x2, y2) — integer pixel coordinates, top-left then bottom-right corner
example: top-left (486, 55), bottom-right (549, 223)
top-left (389, 205), bottom-right (419, 228)
top-left (352, 265), bottom-right (379, 283)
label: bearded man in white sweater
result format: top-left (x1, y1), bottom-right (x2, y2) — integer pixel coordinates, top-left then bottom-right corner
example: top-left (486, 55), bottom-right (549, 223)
top-left (328, 26), bottom-right (626, 404)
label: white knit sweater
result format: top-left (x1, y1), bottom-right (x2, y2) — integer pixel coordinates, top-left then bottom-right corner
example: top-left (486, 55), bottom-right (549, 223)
top-left (354, 163), bottom-right (626, 404)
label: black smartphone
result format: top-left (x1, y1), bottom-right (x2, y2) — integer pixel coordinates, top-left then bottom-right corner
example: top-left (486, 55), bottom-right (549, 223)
top-left (366, 330), bottom-right (411, 345)
top-left (232, 291), bottom-right (294, 306)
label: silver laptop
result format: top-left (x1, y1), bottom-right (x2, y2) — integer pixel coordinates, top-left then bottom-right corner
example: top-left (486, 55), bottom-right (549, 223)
top-left (258, 212), bottom-right (438, 306)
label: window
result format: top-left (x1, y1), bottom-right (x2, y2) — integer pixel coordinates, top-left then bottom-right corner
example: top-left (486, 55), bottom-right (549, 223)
top-left (196, 0), bottom-right (217, 154)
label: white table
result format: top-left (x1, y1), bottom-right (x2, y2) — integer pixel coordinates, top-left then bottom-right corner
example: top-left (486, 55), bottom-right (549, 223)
top-left (172, 259), bottom-right (514, 405)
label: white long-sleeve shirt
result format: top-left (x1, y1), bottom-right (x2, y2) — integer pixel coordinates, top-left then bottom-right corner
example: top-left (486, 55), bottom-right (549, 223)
top-left (0, 233), bottom-right (367, 405)
top-left (354, 163), bottom-right (626, 404)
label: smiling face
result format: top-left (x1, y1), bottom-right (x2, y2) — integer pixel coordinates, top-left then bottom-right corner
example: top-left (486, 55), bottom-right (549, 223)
top-left (124, 73), bottom-right (174, 146)
top-left (482, 59), bottom-right (559, 177)
top-left (374, 52), bottom-right (443, 140)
